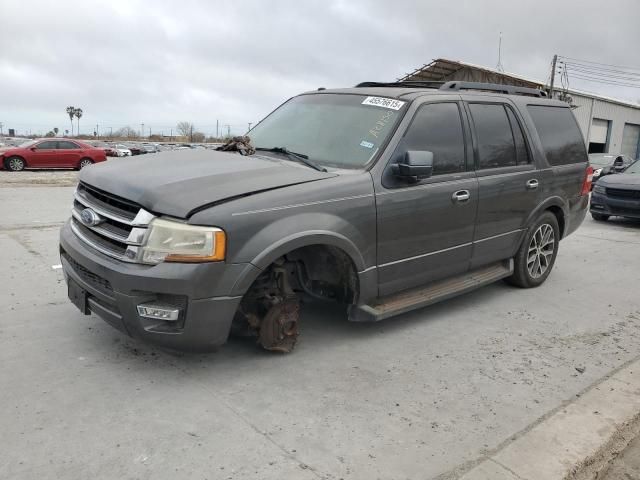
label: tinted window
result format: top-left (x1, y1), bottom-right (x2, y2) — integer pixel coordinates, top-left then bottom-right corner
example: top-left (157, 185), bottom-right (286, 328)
top-left (506, 108), bottom-right (530, 165)
top-left (36, 141), bottom-right (57, 149)
top-left (469, 104), bottom-right (516, 169)
top-left (399, 102), bottom-right (465, 175)
top-left (57, 141), bottom-right (80, 149)
top-left (527, 105), bottom-right (587, 165)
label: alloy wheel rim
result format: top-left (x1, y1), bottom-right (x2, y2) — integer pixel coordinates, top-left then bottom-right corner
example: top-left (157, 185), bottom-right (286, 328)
top-left (9, 158), bottom-right (23, 171)
top-left (80, 160), bottom-right (91, 168)
top-left (527, 224), bottom-right (555, 279)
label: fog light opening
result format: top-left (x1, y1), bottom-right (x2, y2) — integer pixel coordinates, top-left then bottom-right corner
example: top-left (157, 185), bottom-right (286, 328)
top-left (137, 304), bottom-right (181, 321)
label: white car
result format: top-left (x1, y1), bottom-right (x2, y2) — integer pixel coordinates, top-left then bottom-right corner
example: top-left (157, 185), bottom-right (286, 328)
top-left (113, 144), bottom-right (132, 157)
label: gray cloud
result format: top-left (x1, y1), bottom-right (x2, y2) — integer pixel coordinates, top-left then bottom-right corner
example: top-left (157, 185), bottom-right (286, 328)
top-left (2, 0), bottom-right (639, 136)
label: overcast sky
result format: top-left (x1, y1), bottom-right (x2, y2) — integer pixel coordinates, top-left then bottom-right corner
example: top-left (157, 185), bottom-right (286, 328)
top-left (2, 0), bottom-right (639, 137)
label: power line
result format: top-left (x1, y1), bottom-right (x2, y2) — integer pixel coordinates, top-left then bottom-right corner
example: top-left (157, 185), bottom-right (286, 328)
top-left (563, 72), bottom-right (640, 89)
top-left (562, 64), bottom-right (640, 82)
top-left (558, 55), bottom-right (640, 72)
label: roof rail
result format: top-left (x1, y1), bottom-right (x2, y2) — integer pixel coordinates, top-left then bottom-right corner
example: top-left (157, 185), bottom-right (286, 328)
top-left (439, 81), bottom-right (547, 98)
top-left (355, 81), bottom-right (444, 89)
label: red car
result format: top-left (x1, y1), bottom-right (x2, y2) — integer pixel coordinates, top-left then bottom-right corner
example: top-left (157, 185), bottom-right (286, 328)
top-left (0, 139), bottom-right (107, 171)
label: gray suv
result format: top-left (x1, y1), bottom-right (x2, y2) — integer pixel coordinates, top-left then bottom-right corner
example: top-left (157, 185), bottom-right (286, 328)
top-left (60, 81), bottom-right (591, 353)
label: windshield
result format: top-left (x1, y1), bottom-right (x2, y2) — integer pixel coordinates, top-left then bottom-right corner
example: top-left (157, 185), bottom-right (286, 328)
top-left (626, 160), bottom-right (640, 174)
top-left (249, 93), bottom-right (406, 169)
top-left (588, 154), bottom-right (616, 166)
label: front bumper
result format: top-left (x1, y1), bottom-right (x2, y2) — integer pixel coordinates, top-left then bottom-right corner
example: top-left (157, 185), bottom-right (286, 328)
top-left (590, 192), bottom-right (640, 219)
top-left (59, 220), bottom-right (246, 352)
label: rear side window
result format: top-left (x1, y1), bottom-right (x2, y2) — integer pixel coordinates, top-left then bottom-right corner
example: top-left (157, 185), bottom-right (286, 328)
top-left (469, 104), bottom-right (517, 169)
top-left (399, 102), bottom-right (466, 175)
top-left (57, 141), bottom-right (80, 149)
top-left (527, 106), bottom-right (586, 165)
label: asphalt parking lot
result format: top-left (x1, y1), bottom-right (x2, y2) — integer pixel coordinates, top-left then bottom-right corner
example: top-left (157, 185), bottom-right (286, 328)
top-left (1, 172), bottom-right (640, 480)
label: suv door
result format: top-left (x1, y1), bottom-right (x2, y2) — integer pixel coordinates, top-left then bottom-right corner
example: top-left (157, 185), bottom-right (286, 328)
top-left (56, 140), bottom-right (83, 167)
top-left (465, 101), bottom-right (540, 268)
top-left (29, 140), bottom-right (58, 167)
top-left (375, 101), bottom-right (478, 296)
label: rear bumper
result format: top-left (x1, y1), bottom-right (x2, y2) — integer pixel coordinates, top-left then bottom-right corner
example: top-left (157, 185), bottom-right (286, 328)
top-left (59, 221), bottom-right (245, 352)
top-left (590, 192), bottom-right (640, 219)
top-left (564, 194), bottom-right (589, 237)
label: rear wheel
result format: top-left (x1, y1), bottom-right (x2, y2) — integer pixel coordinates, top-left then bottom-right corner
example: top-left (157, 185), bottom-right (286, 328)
top-left (6, 156), bottom-right (25, 171)
top-left (78, 158), bottom-right (93, 169)
top-left (506, 211), bottom-right (559, 288)
top-left (591, 212), bottom-right (609, 221)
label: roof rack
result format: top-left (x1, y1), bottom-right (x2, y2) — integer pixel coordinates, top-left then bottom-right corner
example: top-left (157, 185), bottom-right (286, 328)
top-left (355, 80), bottom-right (547, 98)
top-left (439, 81), bottom-right (547, 97)
top-left (355, 81), bottom-right (444, 89)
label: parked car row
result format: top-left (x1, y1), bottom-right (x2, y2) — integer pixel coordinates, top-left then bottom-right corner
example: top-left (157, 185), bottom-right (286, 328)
top-left (0, 138), bottom-right (107, 170)
top-left (590, 156), bottom-right (640, 222)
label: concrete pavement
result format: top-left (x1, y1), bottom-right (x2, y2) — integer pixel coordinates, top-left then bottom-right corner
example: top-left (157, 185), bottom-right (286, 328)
top-left (1, 179), bottom-right (639, 479)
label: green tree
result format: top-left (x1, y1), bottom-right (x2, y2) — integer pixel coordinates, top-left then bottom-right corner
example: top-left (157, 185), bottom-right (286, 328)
top-left (66, 106), bottom-right (75, 136)
top-left (74, 108), bottom-right (83, 136)
top-left (53, 127), bottom-right (59, 136)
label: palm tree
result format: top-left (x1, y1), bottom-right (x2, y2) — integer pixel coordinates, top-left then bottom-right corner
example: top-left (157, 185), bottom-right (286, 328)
top-left (53, 127), bottom-right (59, 136)
top-left (74, 108), bottom-right (83, 136)
top-left (66, 106), bottom-right (75, 136)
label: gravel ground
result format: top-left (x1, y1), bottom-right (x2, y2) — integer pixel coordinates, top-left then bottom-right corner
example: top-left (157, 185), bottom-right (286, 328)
top-left (600, 435), bottom-right (640, 480)
top-left (0, 170), bottom-right (79, 187)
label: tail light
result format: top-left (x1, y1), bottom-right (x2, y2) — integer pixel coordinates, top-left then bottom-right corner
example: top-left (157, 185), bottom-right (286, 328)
top-left (581, 165), bottom-right (594, 195)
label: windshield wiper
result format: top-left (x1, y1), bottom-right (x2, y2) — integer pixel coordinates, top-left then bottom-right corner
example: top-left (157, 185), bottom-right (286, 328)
top-left (255, 147), bottom-right (327, 172)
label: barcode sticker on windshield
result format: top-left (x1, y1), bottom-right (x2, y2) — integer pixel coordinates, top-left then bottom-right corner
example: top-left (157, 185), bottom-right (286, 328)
top-left (362, 97), bottom-right (405, 110)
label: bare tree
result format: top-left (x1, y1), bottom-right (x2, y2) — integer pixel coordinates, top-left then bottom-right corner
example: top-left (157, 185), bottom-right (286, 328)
top-left (66, 106), bottom-right (75, 136)
top-left (192, 131), bottom-right (206, 143)
top-left (113, 126), bottom-right (137, 138)
top-left (74, 108), bottom-right (83, 136)
top-left (176, 121), bottom-right (194, 137)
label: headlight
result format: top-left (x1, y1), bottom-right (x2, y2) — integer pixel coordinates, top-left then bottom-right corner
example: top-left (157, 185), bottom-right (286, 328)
top-left (140, 218), bottom-right (226, 264)
top-left (593, 184), bottom-right (606, 194)
top-left (593, 168), bottom-right (602, 177)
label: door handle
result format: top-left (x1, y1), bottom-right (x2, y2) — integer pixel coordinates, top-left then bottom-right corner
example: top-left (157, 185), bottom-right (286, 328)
top-left (452, 190), bottom-right (470, 202)
top-left (526, 179), bottom-right (539, 190)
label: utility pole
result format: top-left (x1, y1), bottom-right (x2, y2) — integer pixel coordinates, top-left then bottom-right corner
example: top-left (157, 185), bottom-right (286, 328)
top-left (227, 125), bottom-right (231, 137)
top-left (549, 54), bottom-right (558, 99)
top-left (0, 122), bottom-right (3, 136)
top-left (149, 127), bottom-right (151, 138)
top-left (216, 120), bottom-right (219, 139)
top-left (141, 123), bottom-right (144, 139)
top-left (190, 125), bottom-right (193, 142)
top-left (247, 122), bottom-right (253, 132)
top-left (96, 124), bottom-right (99, 138)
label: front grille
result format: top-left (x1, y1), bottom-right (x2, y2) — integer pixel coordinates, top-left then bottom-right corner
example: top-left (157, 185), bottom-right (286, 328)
top-left (71, 182), bottom-right (155, 263)
top-left (62, 252), bottom-right (113, 294)
top-left (606, 187), bottom-right (640, 199)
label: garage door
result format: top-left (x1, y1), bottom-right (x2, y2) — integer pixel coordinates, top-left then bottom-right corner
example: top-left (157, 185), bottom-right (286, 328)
top-left (590, 118), bottom-right (610, 144)
top-left (621, 123), bottom-right (640, 159)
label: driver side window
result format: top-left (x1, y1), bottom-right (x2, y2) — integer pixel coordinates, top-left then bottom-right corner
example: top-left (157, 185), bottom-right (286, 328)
top-left (397, 102), bottom-right (466, 175)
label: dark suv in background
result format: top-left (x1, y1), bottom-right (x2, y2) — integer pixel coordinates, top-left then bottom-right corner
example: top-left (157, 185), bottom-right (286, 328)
top-left (60, 81), bottom-right (591, 353)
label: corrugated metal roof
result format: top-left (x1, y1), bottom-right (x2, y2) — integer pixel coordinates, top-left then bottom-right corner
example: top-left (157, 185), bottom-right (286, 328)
top-left (400, 58), bottom-right (640, 110)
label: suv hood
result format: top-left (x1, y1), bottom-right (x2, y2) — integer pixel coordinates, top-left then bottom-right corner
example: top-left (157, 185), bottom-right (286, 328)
top-left (79, 149), bottom-right (337, 218)
top-left (599, 173), bottom-right (640, 188)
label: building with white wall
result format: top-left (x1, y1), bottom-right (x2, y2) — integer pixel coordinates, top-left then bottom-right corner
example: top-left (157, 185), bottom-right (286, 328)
top-left (400, 59), bottom-right (640, 159)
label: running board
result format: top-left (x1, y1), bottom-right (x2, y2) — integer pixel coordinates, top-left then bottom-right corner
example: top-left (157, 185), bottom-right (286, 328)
top-left (349, 259), bottom-right (513, 322)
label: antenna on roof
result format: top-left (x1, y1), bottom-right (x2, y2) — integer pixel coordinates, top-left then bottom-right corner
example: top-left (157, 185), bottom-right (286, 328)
top-left (496, 31), bottom-right (504, 72)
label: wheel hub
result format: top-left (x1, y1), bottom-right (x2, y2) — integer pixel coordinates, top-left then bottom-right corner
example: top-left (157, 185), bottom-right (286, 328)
top-left (527, 223), bottom-right (555, 279)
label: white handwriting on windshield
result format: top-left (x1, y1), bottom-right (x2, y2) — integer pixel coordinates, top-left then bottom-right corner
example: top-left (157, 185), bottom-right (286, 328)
top-left (368, 111), bottom-right (394, 138)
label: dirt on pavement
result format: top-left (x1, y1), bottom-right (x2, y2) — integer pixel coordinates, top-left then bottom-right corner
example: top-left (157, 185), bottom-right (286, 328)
top-left (0, 170), bottom-right (79, 187)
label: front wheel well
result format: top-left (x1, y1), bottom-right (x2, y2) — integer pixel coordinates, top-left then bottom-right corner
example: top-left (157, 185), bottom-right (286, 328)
top-left (244, 244), bottom-right (360, 305)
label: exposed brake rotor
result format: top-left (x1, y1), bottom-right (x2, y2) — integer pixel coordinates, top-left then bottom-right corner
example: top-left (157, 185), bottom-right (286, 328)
top-left (258, 298), bottom-right (300, 353)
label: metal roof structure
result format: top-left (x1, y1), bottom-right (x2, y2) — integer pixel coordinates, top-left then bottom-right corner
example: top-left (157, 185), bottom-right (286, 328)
top-left (399, 58), bottom-right (640, 110)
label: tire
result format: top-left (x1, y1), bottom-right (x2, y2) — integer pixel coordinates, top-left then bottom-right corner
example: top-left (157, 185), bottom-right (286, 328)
top-left (591, 212), bottom-right (609, 221)
top-left (506, 211), bottom-right (559, 288)
top-left (5, 156), bottom-right (25, 172)
top-left (78, 158), bottom-right (93, 170)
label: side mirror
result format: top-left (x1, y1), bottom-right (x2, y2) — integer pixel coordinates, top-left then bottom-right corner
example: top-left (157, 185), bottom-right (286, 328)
top-left (30, 147), bottom-right (37, 151)
top-left (392, 151), bottom-right (434, 182)
top-left (613, 158), bottom-right (625, 172)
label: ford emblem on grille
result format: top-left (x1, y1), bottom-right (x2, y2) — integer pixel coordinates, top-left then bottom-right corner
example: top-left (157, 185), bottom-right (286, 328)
top-left (80, 208), bottom-right (103, 227)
